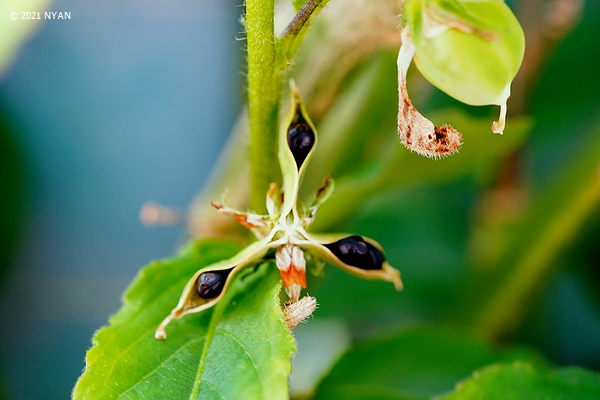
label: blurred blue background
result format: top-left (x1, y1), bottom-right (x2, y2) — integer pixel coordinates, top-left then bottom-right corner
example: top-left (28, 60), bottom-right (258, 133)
top-left (0, 1), bottom-right (241, 398)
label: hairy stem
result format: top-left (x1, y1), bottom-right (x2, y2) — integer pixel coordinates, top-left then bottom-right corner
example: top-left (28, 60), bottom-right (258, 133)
top-left (246, 0), bottom-right (280, 212)
top-left (245, 0), bottom-right (330, 212)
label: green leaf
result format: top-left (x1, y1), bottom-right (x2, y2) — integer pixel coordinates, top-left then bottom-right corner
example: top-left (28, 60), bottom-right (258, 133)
top-left (73, 240), bottom-right (296, 400)
top-left (311, 326), bottom-right (547, 400)
top-left (438, 362), bottom-right (600, 400)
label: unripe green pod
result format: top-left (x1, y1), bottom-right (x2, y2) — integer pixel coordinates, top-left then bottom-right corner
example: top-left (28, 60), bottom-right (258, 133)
top-left (402, 0), bottom-right (525, 133)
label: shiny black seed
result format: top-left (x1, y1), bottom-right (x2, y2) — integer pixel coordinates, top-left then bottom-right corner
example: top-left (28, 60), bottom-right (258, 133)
top-left (196, 269), bottom-right (232, 299)
top-left (325, 235), bottom-right (384, 270)
top-left (288, 122), bottom-right (315, 168)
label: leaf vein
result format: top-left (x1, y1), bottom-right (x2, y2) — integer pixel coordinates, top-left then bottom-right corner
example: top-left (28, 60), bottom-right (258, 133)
top-left (115, 337), bottom-right (205, 399)
top-left (199, 379), bottom-right (227, 400)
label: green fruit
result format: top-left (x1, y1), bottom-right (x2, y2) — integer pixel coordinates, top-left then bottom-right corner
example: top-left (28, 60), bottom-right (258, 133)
top-left (403, 0), bottom-right (525, 108)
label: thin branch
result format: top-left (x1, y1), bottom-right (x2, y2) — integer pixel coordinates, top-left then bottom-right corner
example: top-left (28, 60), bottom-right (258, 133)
top-left (281, 0), bottom-right (324, 39)
top-left (277, 0), bottom-right (329, 66)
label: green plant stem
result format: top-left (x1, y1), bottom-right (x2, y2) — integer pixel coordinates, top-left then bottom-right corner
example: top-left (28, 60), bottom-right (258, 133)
top-left (246, 0), bottom-right (280, 212)
top-left (245, 0), bottom-right (330, 212)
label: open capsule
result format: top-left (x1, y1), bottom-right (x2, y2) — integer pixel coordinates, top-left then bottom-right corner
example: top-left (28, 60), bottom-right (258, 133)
top-left (155, 238), bottom-right (272, 339)
top-left (324, 235), bottom-right (385, 271)
top-left (303, 233), bottom-right (403, 291)
top-left (278, 81), bottom-right (319, 217)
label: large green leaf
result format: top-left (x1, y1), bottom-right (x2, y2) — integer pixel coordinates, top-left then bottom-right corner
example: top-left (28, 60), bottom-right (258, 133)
top-left (311, 326), bottom-right (546, 400)
top-left (439, 362), bottom-right (600, 400)
top-left (73, 240), bottom-right (296, 399)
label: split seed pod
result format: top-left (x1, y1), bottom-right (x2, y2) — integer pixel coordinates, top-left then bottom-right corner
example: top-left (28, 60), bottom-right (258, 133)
top-left (307, 233), bottom-right (402, 289)
top-left (155, 240), bottom-right (272, 339)
top-left (155, 82), bottom-right (402, 339)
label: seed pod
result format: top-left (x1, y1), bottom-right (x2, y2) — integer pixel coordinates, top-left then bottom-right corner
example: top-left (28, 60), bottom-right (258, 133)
top-left (155, 238), bottom-right (272, 339)
top-left (304, 232), bottom-right (403, 290)
top-left (197, 269), bottom-right (232, 299)
top-left (278, 81), bottom-right (319, 216)
top-left (325, 235), bottom-right (385, 270)
top-left (288, 120), bottom-right (315, 169)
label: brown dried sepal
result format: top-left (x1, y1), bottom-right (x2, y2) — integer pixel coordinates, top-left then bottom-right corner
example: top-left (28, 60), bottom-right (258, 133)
top-left (397, 78), bottom-right (462, 159)
top-left (210, 201), bottom-right (271, 238)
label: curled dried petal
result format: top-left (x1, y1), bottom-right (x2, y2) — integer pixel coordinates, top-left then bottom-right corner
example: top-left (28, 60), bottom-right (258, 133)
top-left (397, 29), bottom-right (462, 158)
top-left (398, 78), bottom-right (462, 158)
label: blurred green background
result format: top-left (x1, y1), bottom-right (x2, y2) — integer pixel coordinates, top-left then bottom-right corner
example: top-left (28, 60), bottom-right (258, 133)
top-left (0, 0), bottom-right (242, 398)
top-left (2, 0), bottom-right (600, 399)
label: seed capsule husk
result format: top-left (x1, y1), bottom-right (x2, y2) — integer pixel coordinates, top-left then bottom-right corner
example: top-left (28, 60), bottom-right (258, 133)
top-left (397, 27), bottom-right (462, 158)
top-left (304, 232), bottom-right (403, 290)
top-left (155, 238), bottom-right (272, 339)
top-left (325, 235), bottom-right (385, 270)
top-left (157, 81), bottom-right (403, 340)
top-left (278, 80), bottom-right (319, 217)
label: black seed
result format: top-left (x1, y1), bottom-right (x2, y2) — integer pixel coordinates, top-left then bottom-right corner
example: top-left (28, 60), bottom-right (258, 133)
top-left (196, 269), bottom-right (232, 299)
top-left (325, 235), bottom-right (385, 270)
top-left (288, 122), bottom-right (315, 169)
